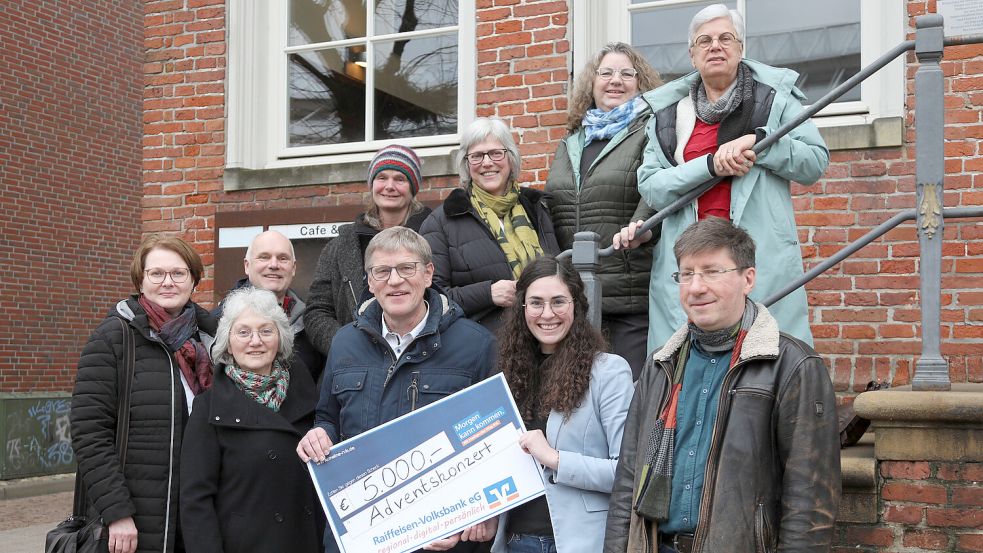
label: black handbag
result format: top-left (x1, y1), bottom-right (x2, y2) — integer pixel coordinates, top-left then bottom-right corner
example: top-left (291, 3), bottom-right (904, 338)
top-left (46, 317), bottom-right (135, 553)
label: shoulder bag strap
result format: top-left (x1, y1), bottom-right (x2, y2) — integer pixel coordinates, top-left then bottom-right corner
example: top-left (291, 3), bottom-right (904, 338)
top-left (72, 317), bottom-right (136, 518)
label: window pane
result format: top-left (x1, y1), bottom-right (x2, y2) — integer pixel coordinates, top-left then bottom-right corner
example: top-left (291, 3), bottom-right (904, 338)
top-left (745, 0), bottom-right (860, 103)
top-left (288, 48), bottom-right (367, 146)
top-left (374, 34), bottom-right (458, 140)
top-left (631, 1), bottom-right (737, 82)
top-left (290, 0), bottom-right (366, 46)
top-left (375, 0), bottom-right (458, 36)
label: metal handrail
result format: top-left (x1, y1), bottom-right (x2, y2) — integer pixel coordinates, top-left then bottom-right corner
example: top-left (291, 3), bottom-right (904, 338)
top-left (558, 32), bottom-right (983, 261)
top-left (558, 15), bottom-right (983, 391)
top-left (762, 206), bottom-right (983, 307)
top-left (559, 37), bottom-right (919, 261)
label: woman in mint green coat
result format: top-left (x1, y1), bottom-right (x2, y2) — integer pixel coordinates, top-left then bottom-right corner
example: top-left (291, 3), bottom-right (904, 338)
top-left (616, 4), bottom-right (829, 351)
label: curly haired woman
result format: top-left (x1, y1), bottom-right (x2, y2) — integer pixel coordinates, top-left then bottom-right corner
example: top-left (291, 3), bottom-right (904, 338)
top-left (491, 255), bottom-right (634, 553)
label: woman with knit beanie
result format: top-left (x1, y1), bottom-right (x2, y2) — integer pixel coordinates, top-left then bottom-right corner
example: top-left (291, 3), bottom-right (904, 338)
top-left (304, 144), bottom-right (431, 357)
top-left (420, 117), bottom-right (559, 333)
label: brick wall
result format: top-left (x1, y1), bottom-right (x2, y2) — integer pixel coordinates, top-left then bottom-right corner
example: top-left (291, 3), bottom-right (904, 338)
top-left (835, 461), bottom-right (983, 551)
top-left (141, 0), bottom-right (982, 402)
top-left (0, 0), bottom-right (143, 392)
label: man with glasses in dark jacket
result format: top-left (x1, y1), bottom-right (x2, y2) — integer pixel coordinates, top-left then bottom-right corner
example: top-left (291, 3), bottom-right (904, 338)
top-left (604, 217), bottom-right (839, 553)
top-left (297, 226), bottom-right (498, 553)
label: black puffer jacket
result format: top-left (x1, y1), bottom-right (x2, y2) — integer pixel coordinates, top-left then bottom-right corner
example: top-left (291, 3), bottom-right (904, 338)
top-left (419, 186), bottom-right (560, 332)
top-left (546, 113), bottom-right (658, 315)
top-left (304, 208), bottom-right (431, 356)
top-left (71, 297), bottom-right (217, 553)
top-left (180, 363), bottom-right (324, 553)
top-left (603, 306), bottom-right (840, 553)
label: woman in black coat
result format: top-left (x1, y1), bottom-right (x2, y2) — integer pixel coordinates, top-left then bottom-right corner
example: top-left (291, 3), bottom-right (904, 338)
top-left (180, 287), bottom-right (323, 553)
top-left (71, 235), bottom-right (217, 553)
top-left (304, 144), bottom-right (431, 356)
top-left (420, 117), bottom-right (559, 332)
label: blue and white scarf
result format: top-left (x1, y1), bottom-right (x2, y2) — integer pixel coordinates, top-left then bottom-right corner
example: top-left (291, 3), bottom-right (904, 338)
top-left (582, 96), bottom-right (647, 145)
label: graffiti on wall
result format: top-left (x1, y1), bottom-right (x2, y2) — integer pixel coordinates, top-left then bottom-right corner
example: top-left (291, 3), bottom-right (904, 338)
top-left (3, 398), bottom-right (75, 478)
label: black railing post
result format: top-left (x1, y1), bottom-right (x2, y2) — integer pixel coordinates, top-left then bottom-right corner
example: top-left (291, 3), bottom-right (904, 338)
top-left (912, 14), bottom-right (950, 391)
top-left (571, 231), bottom-right (603, 329)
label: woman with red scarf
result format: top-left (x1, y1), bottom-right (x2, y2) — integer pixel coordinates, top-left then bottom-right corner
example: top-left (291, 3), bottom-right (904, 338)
top-left (71, 235), bottom-right (217, 553)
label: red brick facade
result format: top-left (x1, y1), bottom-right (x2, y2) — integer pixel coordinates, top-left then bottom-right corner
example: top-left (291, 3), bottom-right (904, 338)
top-left (141, 0), bottom-right (982, 401)
top-left (4, 1), bottom-right (978, 394)
top-left (0, 1), bottom-right (143, 392)
top-left (836, 461), bottom-right (983, 551)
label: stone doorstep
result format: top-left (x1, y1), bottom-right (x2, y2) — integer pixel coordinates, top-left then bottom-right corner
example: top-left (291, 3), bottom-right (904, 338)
top-left (853, 383), bottom-right (983, 463)
top-left (0, 473), bottom-right (74, 500)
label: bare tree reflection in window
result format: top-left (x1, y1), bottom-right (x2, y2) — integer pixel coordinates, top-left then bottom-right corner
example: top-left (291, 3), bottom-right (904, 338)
top-left (288, 0), bottom-right (459, 147)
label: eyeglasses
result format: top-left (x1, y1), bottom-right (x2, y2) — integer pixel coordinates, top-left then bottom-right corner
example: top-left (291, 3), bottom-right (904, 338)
top-left (367, 261), bottom-right (422, 281)
top-left (144, 268), bottom-right (191, 284)
top-left (232, 327), bottom-right (278, 342)
top-left (672, 267), bottom-right (745, 284)
top-left (523, 297), bottom-right (573, 317)
top-left (692, 33), bottom-right (741, 50)
top-left (595, 67), bottom-right (638, 80)
top-left (466, 149), bottom-right (507, 165)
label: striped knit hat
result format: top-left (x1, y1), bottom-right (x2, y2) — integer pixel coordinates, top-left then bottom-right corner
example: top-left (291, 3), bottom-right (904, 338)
top-left (367, 145), bottom-right (423, 196)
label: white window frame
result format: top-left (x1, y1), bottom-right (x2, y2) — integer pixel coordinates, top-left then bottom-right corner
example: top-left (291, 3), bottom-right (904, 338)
top-left (572, 0), bottom-right (904, 128)
top-left (227, 0), bottom-right (476, 171)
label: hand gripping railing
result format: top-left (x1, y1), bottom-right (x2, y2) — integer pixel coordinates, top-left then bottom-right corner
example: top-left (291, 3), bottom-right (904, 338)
top-left (559, 15), bottom-right (983, 391)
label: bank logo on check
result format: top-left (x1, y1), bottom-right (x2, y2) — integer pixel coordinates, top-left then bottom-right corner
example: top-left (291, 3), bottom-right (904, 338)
top-left (483, 477), bottom-right (520, 509)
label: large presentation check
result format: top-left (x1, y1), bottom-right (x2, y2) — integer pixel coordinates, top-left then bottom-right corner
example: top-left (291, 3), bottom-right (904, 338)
top-left (308, 373), bottom-right (546, 553)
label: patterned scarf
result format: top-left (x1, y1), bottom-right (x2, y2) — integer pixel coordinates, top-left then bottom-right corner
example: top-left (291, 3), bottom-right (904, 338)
top-left (633, 298), bottom-right (758, 521)
top-left (470, 183), bottom-right (543, 278)
top-left (582, 96), bottom-right (647, 146)
top-left (225, 360), bottom-right (290, 412)
top-left (139, 295), bottom-right (213, 395)
top-left (691, 61), bottom-right (754, 124)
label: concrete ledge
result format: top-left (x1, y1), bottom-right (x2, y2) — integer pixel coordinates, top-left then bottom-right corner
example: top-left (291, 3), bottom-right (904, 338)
top-left (853, 384), bottom-right (983, 462)
top-left (224, 151), bottom-right (457, 191)
top-left (839, 439), bottom-right (878, 523)
top-left (0, 473), bottom-right (74, 500)
top-left (818, 117), bottom-right (904, 151)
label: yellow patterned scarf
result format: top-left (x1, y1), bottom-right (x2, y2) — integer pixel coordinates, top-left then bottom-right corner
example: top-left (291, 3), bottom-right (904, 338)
top-left (470, 183), bottom-right (543, 278)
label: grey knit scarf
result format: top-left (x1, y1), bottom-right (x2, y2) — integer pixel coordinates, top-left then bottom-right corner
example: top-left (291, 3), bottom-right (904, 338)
top-left (690, 62), bottom-right (754, 124)
top-left (688, 298), bottom-right (758, 353)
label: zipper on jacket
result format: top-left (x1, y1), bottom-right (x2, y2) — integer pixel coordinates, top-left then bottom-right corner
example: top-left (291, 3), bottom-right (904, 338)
top-left (575, 188), bottom-right (581, 232)
top-left (345, 277), bottom-right (357, 310)
top-left (692, 355), bottom-right (771, 550)
top-left (407, 372), bottom-right (420, 411)
top-left (754, 502), bottom-right (768, 553)
top-left (151, 339), bottom-right (177, 551)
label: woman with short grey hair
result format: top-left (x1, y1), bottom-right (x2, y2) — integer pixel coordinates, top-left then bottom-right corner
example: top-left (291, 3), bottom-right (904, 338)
top-left (180, 287), bottom-right (323, 553)
top-left (421, 117), bottom-right (560, 332)
top-left (613, 2), bottom-right (829, 351)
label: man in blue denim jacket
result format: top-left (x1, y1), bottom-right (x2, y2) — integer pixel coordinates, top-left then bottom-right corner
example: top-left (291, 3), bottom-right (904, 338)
top-left (297, 226), bottom-right (498, 552)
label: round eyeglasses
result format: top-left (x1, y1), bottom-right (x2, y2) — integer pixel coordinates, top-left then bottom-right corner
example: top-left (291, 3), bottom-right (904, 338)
top-left (523, 297), bottom-right (573, 317)
top-left (144, 268), bottom-right (190, 284)
top-left (692, 33), bottom-right (741, 50)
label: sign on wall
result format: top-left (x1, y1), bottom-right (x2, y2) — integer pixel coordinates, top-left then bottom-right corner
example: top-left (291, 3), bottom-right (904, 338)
top-left (938, 0), bottom-right (983, 36)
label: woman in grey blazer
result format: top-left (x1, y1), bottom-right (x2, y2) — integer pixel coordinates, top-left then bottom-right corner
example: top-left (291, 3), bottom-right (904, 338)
top-left (492, 255), bottom-right (634, 553)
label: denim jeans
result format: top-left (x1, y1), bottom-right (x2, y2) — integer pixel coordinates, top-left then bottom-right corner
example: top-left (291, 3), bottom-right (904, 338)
top-left (659, 545), bottom-right (679, 553)
top-left (505, 533), bottom-right (557, 553)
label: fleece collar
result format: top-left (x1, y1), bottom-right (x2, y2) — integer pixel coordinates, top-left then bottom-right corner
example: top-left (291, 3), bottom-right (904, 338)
top-left (652, 302), bottom-right (780, 364)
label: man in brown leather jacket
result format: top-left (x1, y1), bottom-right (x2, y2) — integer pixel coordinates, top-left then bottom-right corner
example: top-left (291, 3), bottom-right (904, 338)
top-left (604, 217), bottom-right (839, 553)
